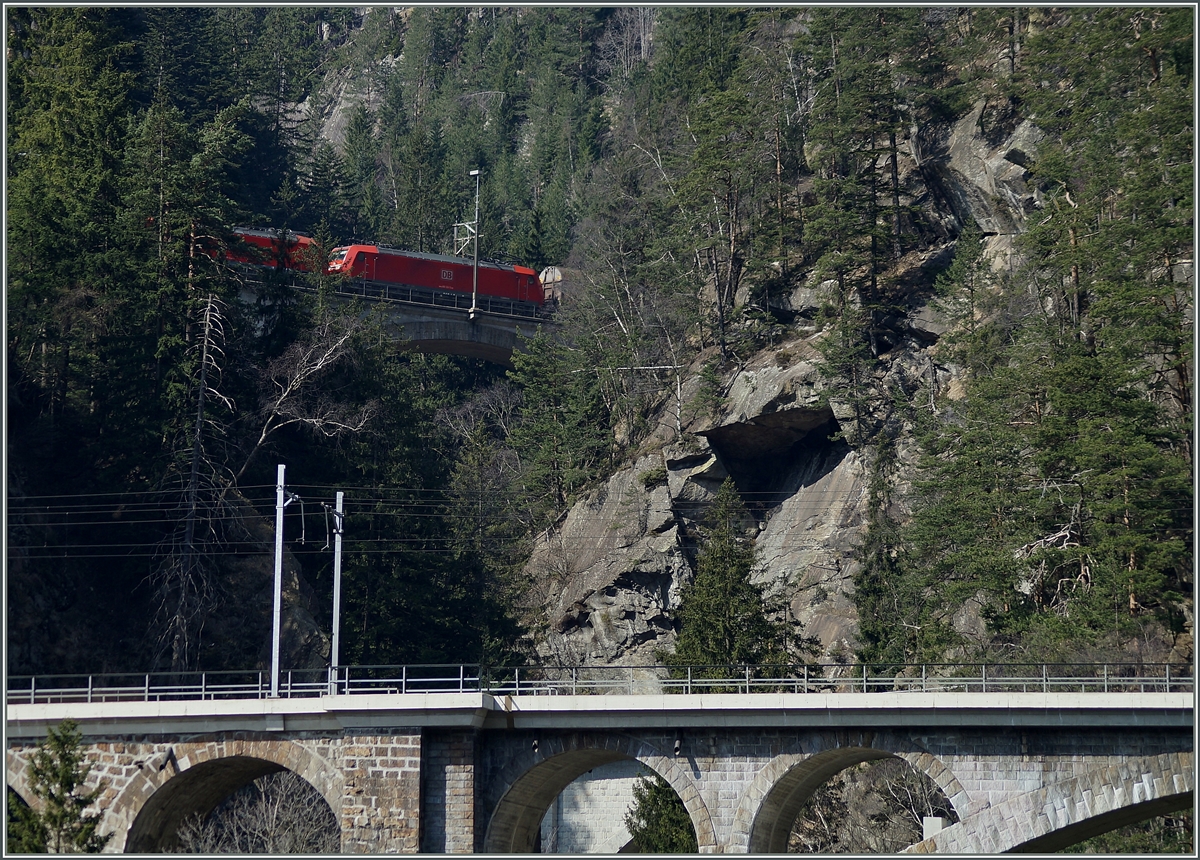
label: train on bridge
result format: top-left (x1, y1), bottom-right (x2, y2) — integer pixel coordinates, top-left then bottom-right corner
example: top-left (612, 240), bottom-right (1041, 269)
top-left (220, 227), bottom-right (550, 311)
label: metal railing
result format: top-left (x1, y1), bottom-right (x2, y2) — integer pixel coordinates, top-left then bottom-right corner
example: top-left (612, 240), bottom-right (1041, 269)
top-left (241, 270), bottom-right (553, 322)
top-left (335, 277), bottom-right (552, 322)
top-left (6, 663), bottom-right (1192, 705)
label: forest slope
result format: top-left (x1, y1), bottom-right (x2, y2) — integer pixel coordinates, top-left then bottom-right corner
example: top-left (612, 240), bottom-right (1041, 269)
top-left (6, 7), bottom-right (1192, 677)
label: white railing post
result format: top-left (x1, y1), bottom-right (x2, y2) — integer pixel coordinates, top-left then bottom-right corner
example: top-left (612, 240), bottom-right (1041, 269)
top-left (144, 674), bottom-right (150, 701)
top-left (981, 664), bottom-right (987, 693)
top-left (87, 675), bottom-right (93, 704)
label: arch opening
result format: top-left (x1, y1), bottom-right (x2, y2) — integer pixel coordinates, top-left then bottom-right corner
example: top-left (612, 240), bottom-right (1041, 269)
top-left (124, 755), bottom-right (336, 853)
top-left (172, 770), bottom-right (340, 854)
top-left (6, 783), bottom-right (33, 809)
top-left (748, 748), bottom-right (959, 854)
top-left (537, 760), bottom-right (673, 854)
top-left (1014, 792), bottom-right (1194, 854)
top-left (485, 746), bottom-right (702, 854)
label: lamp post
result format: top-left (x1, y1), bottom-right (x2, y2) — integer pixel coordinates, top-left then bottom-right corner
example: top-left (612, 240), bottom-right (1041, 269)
top-left (469, 168), bottom-right (481, 319)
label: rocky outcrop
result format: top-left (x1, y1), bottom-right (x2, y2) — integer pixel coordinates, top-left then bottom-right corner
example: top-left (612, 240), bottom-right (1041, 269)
top-left (525, 454), bottom-right (689, 666)
top-left (527, 106), bottom-right (1045, 666)
top-left (913, 100), bottom-right (1044, 266)
top-left (526, 339), bottom-right (875, 664)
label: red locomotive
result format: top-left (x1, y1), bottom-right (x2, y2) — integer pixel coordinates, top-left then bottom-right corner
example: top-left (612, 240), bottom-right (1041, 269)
top-left (327, 243), bottom-right (545, 306)
top-left (224, 227), bottom-right (318, 271)
top-left (220, 228), bottom-right (547, 310)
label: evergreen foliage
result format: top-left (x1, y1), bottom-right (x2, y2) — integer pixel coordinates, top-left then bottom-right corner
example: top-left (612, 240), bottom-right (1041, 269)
top-left (623, 773), bottom-right (698, 854)
top-left (666, 479), bottom-right (799, 676)
top-left (5, 6), bottom-right (1191, 719)
top-left (871, 5), bottom-right (1195, 664)
top-left (5, 720), bottom-right (110, 853)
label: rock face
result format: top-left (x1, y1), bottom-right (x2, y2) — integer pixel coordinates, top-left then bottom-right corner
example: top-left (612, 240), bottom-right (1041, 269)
top-left (526, 454), bottom-right (689, 667)
top-left (526, 107), bottom-right (1043, 666)
top-left (524, 338), bottom-right (875, 665)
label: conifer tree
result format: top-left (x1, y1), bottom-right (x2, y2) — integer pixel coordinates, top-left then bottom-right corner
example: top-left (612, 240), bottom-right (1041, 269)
top-left (508, 330), bottom-right (609, 524)
top-left (6, 720), bottom-right (110, 853)
top-left (623, 773), bottom-right (698, 853)
top-left (667, 479), bottom-right (795, 676)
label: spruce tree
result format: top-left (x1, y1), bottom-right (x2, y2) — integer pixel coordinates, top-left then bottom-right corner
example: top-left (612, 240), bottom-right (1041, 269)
top-left (667, 479), bottom-right (794, 678)
top-left (6, 720), bottom-right (110, 854)
top-left (623, 773), bottom-right (698, 853)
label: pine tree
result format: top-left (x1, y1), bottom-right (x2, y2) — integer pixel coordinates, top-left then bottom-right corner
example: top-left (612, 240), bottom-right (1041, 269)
top-left (342, 104), bottom-right (380, 240)
top-left (508, 330), bottom-right (609, 524)
top-left (6, 720), bottom-right (111, 853)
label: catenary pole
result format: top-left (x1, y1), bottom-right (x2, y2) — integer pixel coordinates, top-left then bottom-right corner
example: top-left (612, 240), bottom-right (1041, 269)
top-left (469, 168), bottom-right (481, 318)
top-left (271, 464), bottom-right (285, 697)
top-left (329, 491), bottom-right (344, 693)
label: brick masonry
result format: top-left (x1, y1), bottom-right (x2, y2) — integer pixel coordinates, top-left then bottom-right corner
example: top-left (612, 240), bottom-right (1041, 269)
top-left (6, 725), bottom-right (1192, 853)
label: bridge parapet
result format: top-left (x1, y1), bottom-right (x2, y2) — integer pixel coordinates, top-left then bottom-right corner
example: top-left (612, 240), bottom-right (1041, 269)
top-left (7, 666), bottom-right (1192, 854)
top-left (7, 661), bottom-right (1192, 706)
top-left (239, 275), bottom-right (556, 366)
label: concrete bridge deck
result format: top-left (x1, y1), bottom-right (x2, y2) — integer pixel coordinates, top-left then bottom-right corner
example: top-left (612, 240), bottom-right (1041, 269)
top-left (6, 684), bottom-right (1192, 854)
top-left (6, 690), bottom-right (1193, 738)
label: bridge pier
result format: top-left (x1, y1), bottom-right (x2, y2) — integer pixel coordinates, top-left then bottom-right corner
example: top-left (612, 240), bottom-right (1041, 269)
top-left (421, 730), bottom-right (479, 853)
top-left (6, 691), bottom-right (1192, 853)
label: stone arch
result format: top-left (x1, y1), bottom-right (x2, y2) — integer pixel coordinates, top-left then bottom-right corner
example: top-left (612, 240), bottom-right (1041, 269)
top-left (907, 751), bottom-right (1194, 854)
top-left (732, 731), bottom-right (967, 853)
top-left (483, 731), bottom-right (714, 853)
top-left (118, 739), bottom-right (342, 853)
top-left (5, 749), bottom-right (34, 807)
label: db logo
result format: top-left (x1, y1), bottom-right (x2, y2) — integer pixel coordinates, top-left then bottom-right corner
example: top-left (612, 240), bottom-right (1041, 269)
top-left (441, 269), bottom-right (454, 280)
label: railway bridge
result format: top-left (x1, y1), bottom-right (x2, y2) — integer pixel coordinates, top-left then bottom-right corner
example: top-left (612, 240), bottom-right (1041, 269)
top-left (246, 273), bottom-right (556, 366)
top-left (5, 664), bottom-right (1193, 854)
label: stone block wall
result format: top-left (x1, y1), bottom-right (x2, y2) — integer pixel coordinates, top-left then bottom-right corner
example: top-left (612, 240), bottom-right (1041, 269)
top-left (7, 721), bottom-right (1191, 855)
top-left (539, 758), bottom-right (641, 853)
top-left (340, 732), bottom-right (422, 853)
top-left (421, 730), bottom-right (478, 853)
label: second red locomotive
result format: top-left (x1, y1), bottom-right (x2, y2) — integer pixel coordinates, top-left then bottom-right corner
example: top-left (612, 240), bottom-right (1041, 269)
top-left (226, 227), bottom-right (318, 271)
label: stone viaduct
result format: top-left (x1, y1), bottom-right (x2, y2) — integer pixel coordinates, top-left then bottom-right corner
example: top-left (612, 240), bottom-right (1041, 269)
top-left (6, 689), bottom-right (1192, 853)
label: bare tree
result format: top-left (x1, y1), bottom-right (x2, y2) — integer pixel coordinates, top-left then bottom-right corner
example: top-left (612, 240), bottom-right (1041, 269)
top-left (150, 295), bottom-right (239, 672)
top-left (149, 300), bottom-right (378, 672)
top-left (596, 7), bottom-right (658, 82)
top-left (173, 771), bottom-right (339, 854)
top-left (231, 309), bottom-right (378, 485)
top-left (789, 758), bottom-right (958, 853)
